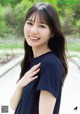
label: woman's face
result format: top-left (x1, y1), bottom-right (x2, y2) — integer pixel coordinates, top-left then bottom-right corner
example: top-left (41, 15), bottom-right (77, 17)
top-left (24, 13), bottom-right (52, 48)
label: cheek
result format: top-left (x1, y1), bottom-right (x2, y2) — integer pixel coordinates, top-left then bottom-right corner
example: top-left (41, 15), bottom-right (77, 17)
top-left (24, 25), bottom-right (26, 34)
top-left (43, 28), bottom-right (51, 36)
top-left (24, 28), bottom-right (28, 40)
top-left (44, 30), bottom-right (51, 40)
top-left (24, 26), bottom-right (29, 36)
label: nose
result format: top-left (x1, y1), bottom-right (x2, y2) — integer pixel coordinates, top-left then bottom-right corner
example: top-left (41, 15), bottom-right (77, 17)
top-left (30, 26), bottom-right (38, 34)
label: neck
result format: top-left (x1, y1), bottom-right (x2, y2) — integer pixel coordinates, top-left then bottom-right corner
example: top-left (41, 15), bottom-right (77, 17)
top-left (32, 46), bottom-right (51, 58)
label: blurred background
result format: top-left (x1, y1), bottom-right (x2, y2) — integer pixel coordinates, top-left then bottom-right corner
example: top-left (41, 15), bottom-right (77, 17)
top-left (0, 0), bottom-right (80, 114)
top-left (0, 0), bottom-right (80, 66)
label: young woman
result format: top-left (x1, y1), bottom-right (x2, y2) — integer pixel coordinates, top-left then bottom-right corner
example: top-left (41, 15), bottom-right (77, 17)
top-left (10, 2), bottom-right (68, 114)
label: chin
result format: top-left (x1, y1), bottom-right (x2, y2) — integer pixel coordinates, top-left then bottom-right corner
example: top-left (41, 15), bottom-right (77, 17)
top-left (27, 43), bottom-right (38, 47)
top-left (27, 41), bottom-right (38, 46)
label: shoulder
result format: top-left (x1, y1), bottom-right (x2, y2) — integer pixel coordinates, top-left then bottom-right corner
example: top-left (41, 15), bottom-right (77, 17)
top-left (41, 53), bottom-right (62, 69)
top-left (40, 53), bottom-right (62, 81)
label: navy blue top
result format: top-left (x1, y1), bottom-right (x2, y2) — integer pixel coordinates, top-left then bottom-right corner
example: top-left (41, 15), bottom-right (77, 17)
top-left (14, 51), bottom-right (62, 114)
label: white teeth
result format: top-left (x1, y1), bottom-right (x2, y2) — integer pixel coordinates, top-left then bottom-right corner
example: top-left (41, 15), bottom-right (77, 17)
top-left (29, 35), bottom-right (40, 40)
top-left (31, 37), bottom-right (39, 40)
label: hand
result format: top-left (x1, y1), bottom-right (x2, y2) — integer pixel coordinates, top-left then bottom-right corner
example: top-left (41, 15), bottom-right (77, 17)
top-left (17, 63), bottom-right (40, 88)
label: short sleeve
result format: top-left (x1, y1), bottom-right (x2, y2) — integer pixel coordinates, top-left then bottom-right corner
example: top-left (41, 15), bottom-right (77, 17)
top-left (36, 58), bottom-right (62, 98)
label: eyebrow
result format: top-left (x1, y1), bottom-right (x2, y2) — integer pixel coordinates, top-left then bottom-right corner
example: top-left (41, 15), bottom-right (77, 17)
top-left (27, 18), bottom-right (46, 24)
top-left (27, 19), bottom-right (33, 22)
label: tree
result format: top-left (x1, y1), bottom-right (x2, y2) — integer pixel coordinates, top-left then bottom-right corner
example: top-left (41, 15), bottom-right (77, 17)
top-left (0, 0), bottom-right (22, 6)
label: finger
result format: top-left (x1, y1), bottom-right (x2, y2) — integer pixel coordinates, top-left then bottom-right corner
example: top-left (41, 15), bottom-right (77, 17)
top-left (30, 68), bottom-right (40, 77)
top-left (30, 63), bottom-right (41, 72)
top-left (30, 76), bottom-right (38, 81)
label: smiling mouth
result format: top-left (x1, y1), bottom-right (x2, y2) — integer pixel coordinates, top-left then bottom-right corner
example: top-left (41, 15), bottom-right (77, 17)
top-left (28, 35), bottom-right (40, 40)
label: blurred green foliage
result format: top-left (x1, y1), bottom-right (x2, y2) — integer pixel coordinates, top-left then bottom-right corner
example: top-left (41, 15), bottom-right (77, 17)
top-left (0, 0), bottom-right (80, 37)
top-left (0, 0), bottom-right (22, 6)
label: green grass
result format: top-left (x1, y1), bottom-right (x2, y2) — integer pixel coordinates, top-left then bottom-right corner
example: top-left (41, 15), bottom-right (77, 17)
top-left (0, 43), bottom-right (23, 49)
top-left (0, 37), bottom-right (23, 49)
top-left (67, 42), bottom-right (80, 52)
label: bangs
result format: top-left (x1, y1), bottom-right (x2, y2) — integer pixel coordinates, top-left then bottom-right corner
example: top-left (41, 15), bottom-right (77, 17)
top-left (27, 11), bottom-right (48, 24)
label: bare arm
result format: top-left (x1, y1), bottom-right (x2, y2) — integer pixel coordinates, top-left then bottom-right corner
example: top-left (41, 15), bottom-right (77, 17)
top-left (10, 63), bottom-right (40, 111)
top-left (10, 85), bottom-right (23, 111)
top-left (39, 90), bottom-right (56, 114)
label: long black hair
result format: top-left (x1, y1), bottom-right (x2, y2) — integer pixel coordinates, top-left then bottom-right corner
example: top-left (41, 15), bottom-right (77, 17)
top-left (18, 2), bottom-right (68, 83)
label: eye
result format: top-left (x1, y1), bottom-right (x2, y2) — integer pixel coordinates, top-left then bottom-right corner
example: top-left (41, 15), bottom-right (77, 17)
top-left (26, 21), bottom-right (33, 26)
top-left (39, 25), bottom-right (46, 28)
